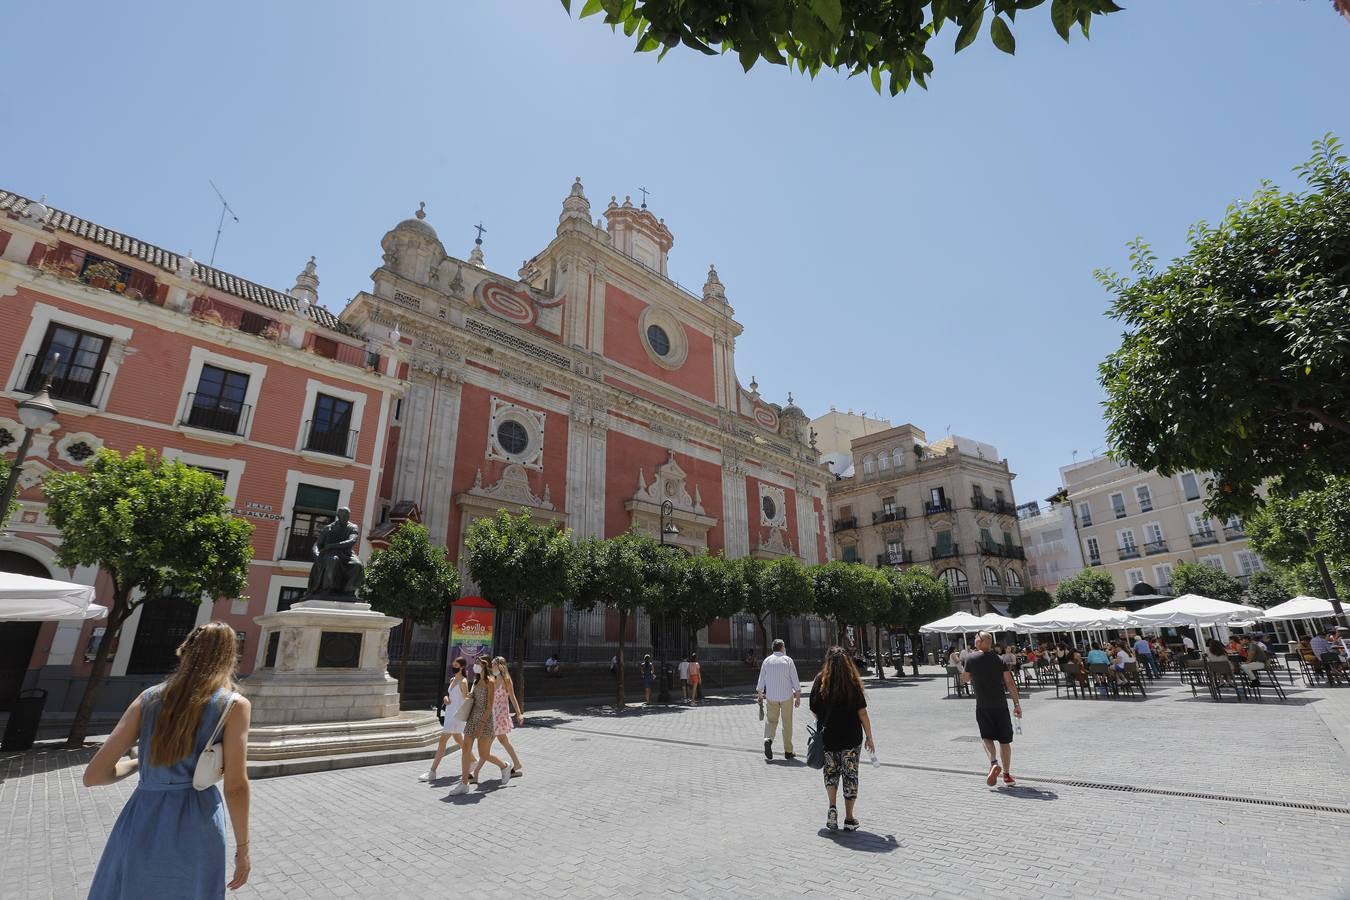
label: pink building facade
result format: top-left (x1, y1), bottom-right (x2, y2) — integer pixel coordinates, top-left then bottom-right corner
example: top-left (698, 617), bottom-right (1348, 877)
top-left (0, 191), bottom-right (404, 716)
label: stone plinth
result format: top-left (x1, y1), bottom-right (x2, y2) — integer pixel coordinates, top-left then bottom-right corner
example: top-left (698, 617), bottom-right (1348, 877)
top-left (244, 600), bottom-right (439, 762)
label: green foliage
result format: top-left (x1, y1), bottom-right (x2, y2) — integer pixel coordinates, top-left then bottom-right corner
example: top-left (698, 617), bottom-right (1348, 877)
top-left (361, 522), bottom-right (460, 625)
top-left (1244, 569), bottom-right (1295, 610)
top-left (1007, 588), bottom-right (1053, 618)
top-left (1098, 136), bottom-right (1350, 518)
top-left (44, 447), bottom-right (254, 612)
top-left (1246, 476), bottom-right (1350, 589)
top-left (735, 555), bottom-right (814, 656)
top-left (675, 553), bottom-right (747, 632)
top-left (44, 447), bottom-right (254, 747)
top-left (808, 560), bottom-right (874, 632)
top-left (464, 510), bottom-right (575, 618)
top-left (1053, 568), bottom-right (1115, 608)
top-left (2, 460), bottom-right (19, 525)
top-left (559, 0), bottom-right (1122, 96)
top-left (573, 532), bottom-right (661, 617)
top-left (1169, 561), bottom-right (1244, 605)
top-left (895, 566), bottom-right (952, 632)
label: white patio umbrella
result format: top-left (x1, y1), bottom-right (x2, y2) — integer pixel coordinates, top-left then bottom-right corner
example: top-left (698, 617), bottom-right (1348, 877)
top-left (920, 611), bottom-right (988, 648)
top-left (1013, 603), bottom-right (1130, 632)
top-left (1259, 596), bottom-right (1337, 622)
top-left (1124, 593), bottom-right (1263, 643)
top-left (0, 571), bottom-right (99, 621)
top-left (976, 612), bottom-right (1019, 633)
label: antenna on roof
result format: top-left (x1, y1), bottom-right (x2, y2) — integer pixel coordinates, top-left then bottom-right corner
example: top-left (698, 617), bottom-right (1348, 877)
top-left (208, 180), bottom-right (239, 267)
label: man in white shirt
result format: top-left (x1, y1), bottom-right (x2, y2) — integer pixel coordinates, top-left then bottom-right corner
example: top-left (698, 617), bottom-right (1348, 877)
top-left (756, 639), bottom-right (802, 760)
top-left (1181, 635), bottom-right (1196, 651)
top-left (678, 657), bottom-right (691, 701)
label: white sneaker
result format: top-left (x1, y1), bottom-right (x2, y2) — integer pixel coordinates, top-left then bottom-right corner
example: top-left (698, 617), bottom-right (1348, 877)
top-left (417, 770), bottom-right (436, 782)
top-left (499, 764), bottom-right (512, 786)
top-left (448, 781), bottom-right (469, 795)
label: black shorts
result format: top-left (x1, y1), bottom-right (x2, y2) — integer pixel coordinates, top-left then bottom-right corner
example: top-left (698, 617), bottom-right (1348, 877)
top-left (976, 706), bottom-right (1014, 744)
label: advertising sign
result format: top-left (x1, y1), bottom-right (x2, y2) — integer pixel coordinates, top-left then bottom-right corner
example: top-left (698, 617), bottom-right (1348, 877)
top-left (447, 596), bottom-right (495, 680)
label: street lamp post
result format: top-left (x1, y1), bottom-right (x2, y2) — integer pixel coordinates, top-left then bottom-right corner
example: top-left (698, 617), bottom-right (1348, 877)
top-left (658, 499), bottom-right (680, 702)
top-left (0, 374), bottom-right (60, 529)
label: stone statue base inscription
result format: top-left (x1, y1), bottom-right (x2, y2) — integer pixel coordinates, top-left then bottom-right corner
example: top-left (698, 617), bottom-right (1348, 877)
top-left (244, 600), bottom-right (439, 760)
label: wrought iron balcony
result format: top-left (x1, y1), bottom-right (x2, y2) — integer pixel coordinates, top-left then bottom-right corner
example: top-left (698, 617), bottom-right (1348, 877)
top-left (930, 543), bottom-right (960, 560)
top-left (1143, 540), bottom-right (1168, 555)
top-left (1088, 555), bottom-right (1103, 567)
top-left (924, 500), bottom-right (952, 516)
top-left (875, 550), bottom-right (914, 567)
top-left (18, 353), bottom-right (108, 407)
top-left (1189, 530), bottom-right (1219, 548)
top-left (971, 495), bottom-right (995, 512)
top-left (303, 420), bottom-right (358, 458)
top-left (181, 392), bottom-right (251, 436)
top-left (832, 517), bottom-right (858, 533)
top-left (1118, 546), bottom-right (1142, 560)
top-left (994, 500), bottom-right (1019, 517)
top-left (1223, 524), bottom-right (1246, 540)
top-left (871, 508), bottom-right (907, 524)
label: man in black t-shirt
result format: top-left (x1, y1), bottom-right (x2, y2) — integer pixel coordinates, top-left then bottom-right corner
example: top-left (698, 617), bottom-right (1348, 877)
top-left (962, 631), bottom-right (1022, 787)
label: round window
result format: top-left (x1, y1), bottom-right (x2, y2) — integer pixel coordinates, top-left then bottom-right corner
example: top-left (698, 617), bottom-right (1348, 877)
top-left (496, 419), bottom-right (529, 455)
top-left (646, 324), bottom-right (671, 357)
top-left (762, 495), bottom-right (777, 521)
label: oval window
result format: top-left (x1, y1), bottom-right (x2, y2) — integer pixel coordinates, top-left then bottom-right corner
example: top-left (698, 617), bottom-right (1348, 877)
top-left (646, 324), bottom-right (671, 357)
top-left (762, 495), bottom-right (777, 521)
top-left (496, 419), bottom-right (529, 455)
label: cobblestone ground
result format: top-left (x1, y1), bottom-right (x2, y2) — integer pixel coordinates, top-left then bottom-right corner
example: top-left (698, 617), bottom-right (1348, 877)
top-left (4, 668), bottom-right (1350, 899)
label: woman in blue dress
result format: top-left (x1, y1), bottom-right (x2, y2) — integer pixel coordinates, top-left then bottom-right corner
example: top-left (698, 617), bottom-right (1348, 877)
top-left (84, 620), bottom-right (253, 898)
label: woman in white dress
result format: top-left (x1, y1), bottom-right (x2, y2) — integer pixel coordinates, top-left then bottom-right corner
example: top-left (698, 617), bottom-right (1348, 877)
top-left (419, 656), bottom-right (475, 782)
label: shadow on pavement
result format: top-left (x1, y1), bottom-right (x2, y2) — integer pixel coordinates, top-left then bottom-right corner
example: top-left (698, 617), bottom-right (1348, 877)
top-left (992, 785), bottom-right (1058, 801)
top-left (519, 714), bottom-right (579, 729)
top-left (815, 829), bottom-right (900, 852)
top-left (765, 757), bottom-right (807, 768)
top-left (1172, 695), bottom-right (1321, 706)
top-left (0, 744), bottom-right (97, 776)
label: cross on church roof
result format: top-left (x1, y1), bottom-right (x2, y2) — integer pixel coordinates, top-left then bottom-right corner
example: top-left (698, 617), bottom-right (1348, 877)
top-left (638, 186), bottom-right (649, 208)
top-left (474, 222), bottom-right (487, 244)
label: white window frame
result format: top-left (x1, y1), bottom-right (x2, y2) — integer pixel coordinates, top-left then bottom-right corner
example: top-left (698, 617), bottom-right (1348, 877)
top-left (296, 377), bottom-right (368, 463)
top-left (1153, 563), bottom-right (1174, 587)
top-left (1179, 472), bottom-right (1202, 501)
top-left (891, 448), bottom-right (904, 470)
top-left (274, 469), bottom-right (356, 562)
top-left (877, 452), bottom-right (889, 471)
top-left (6, 301), bottom-right (134, 415)
top-left (983, 565), bottom-right (1000, 587)
top-left (1117, 528), bottom-right (1137, 551)
top-left (1126, 568), bottom-right (1145, 587)
top-left (162, 446), bottom-right (246, 507)
top-left (1084, 536), bottom-right (1100, 561)
top-left (1144, 521), bottom-right (1164, 545)
top-left (1110, 492), bottom-right (1127, 518)
top-left (1200, 555), bottom-right (1225, 573)
top-left (1134, 484), bottom-right (1152, 510)
top-left (1077, 501), bottom-right (1093, 526)
top-left (862, 454), bottom-right (875, 475)
top-left (175, 346), bottom-right (268, 443)
top-left (1236, 551), bottom-right (1264, 576)
top-left (1191, 512), bottom-right (1214, 535)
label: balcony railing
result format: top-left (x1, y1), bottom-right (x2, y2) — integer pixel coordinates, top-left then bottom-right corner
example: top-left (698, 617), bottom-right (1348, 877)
top-left (930, 543), bottom-right (960, 560)
top-left (181, 392), bottom-right (251, 436)
top-left (17, 353), bottom-right (109, 407)
top-left (951, 583), bottom-right (970, 597)
top-left (1139, 502), bottom-right (1153, 513)
top-left (1113, 507), bottom-right (1127, 519)
top-left (978, 542), bottom-right (1026, 560)
top-left (1118, 546), bottom-right (1141, 560)
top-left (303, 420), bottom-right (358, 458)
top-left (1189, 530), bottom-right (1219, 548)
top-left (832, 517), bottom-right (858, 533)
top-left (282, 527), bottom-right (317, 562)
top-left (971, 495), bottom-right (994, 512)
top-left (994, 500), bottom-right (1018, 517)
top-left (1088, 555), bottom-right (1103, 567)
top-left (924, 500), bottom-right (952, 516)
top-left (1080, 514), bottom-right (1093, 527)
top-left (871, 508), bottom-right (907, 524)
top-left (1224, 524), bottom-right (1246, 540)
top-left (875, 550), bottom-right (914, 567)
top-left (1143, 540), bottom-right (1168, 556)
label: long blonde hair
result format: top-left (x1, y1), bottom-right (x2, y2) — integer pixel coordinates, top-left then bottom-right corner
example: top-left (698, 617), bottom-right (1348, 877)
top-left (149, 621), bottom-right (238, 766)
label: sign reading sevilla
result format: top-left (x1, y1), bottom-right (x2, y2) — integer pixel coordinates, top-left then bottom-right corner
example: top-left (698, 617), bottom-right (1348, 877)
top-left (448, 596), bottom-right (495, 680)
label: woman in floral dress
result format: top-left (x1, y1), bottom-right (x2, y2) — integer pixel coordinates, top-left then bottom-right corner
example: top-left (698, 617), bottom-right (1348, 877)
top-left (450, 658), bottom-right (510, 795)
top-left (473, 657), bottom-right (525, 780)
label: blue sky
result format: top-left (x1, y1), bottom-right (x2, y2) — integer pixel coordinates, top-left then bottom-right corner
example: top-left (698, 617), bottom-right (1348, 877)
top-left (3, 1), bottom-right (1346, 504)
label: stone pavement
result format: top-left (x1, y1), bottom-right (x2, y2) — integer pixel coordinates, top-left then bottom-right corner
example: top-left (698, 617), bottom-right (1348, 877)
top-left (4, 667), bottom-right (1350, 899)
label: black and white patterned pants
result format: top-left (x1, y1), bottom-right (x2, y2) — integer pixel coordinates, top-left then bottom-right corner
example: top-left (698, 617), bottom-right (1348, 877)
top-left (822, 747), bottom-right (860, 799)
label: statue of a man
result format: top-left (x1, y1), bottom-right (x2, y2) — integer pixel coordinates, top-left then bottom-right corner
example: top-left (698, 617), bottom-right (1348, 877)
top-left (305, 507), bottom-right (365, 600)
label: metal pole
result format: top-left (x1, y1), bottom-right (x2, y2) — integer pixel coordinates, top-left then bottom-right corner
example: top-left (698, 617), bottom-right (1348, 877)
top-left (658, 499), bottom-right (673, 703)
top-left (0, 426), bottom-right (36, 529)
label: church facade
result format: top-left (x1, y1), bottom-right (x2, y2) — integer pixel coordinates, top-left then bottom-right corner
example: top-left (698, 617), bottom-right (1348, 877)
top-left (342, 180), bottom-right (829, 655)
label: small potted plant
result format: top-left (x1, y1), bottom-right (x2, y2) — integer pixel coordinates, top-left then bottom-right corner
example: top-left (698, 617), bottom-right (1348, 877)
top-left (83, 260), bottom-right (122, 290)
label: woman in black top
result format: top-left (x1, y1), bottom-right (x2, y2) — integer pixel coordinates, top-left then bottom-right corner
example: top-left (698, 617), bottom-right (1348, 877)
top-left (809, 646), bottom-right (875, 833)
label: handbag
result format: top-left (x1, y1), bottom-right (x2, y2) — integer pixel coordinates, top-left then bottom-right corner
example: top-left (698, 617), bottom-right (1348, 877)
top-left (193, 692), bottom-right (240, 791)
top-left (452, 683), bottom-right (474, 723)
top-left (806, 705), bottom-right (831, 770)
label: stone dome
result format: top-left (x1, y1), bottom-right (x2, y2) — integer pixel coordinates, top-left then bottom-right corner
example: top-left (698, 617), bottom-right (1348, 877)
top-left (392, 202), bottom-right (438, 241)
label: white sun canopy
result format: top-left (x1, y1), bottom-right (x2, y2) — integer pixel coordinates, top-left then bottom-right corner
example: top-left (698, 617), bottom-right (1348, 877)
top-left (1013, 603), bottom-right (1130, 632)
top-left (0, 571), bottom-right (102, 621)
top-left (1258, 595), bottom-right (1338, 622)
top-left (975, 612), bottom-right (1019, 632)
top-left (919, 611), bottom-right (988, 634)
top-left (1125, 594), bottom-right (1262, 628)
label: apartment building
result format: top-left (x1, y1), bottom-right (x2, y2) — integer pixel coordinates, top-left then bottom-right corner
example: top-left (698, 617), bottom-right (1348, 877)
top-left (1059, 456), bottom-right (1265, 600)
top-left (821, 422), bottom-right (1028, 616)
top-left (1016, 500), bottom-right (1084, 595)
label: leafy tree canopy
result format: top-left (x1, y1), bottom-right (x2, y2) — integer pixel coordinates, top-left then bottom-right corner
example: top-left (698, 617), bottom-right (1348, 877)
top-left (1007, 588), bottom-right (1053, 618)
top-left (1243, 569), bottom-right (1296, 610)
top-left (561, 0), bottom-right (1122, 96)
top-left (464, 510), bottom-right (575, 616)
top-left (1246, 475), bottom-right (1350, 590)
top-left (1053, 568), bottom-right (1115, 608)
top-left (895, 566), bottom-right (952, 633)
top-left (676, 553), bottom-right (747, 630)
top-left (361, 522), bottom-right (460, 625)
top-left (1169, 561), bottom-right (1244, 606)
top-left (1098, 136), bottom-right (1350, 519)
top-left (808, 560), bottom-right (873, 626)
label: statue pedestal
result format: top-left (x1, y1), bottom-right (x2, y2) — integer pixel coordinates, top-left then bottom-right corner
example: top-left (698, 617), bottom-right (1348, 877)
top-left (244, 600), bottom-right (440, 762)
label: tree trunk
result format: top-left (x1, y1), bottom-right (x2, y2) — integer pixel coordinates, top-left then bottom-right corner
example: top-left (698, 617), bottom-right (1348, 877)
top-left (615, 609), bottom-right (627, 708)
top-left (1309, 540), bottom-right (1348, 628)
top-left (910, 632), bottom-right (922, 676)
top-left (397, 617), bottom-right (412, 702)
top-left (66, 591), bottom-right (129, 749)
top-left (873, 623), bottom-right (885, 680)
top-left (756, 614), bottom-right (769, 660)
top-left (513, 610), bottom-right (532, 707)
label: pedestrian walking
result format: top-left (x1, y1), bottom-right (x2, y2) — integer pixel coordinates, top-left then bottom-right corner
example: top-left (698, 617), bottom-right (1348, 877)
top-left (687, 653), bottom-right (703, 705)
top-left (961, 631), bottom-right (1022, 788)
top-left (1132, 634), bottom-right (1159, 678)
top-left (757, 639), bottom-right (801, 760)
top-left (450, 658), bottom-right (511, 795)
top-left (419, 656), bottom-right (475, 782)
top-left (641, 653), bottom-right (657, 704)
top-left (678, 656), bottom-right (691, 701)
top-left (83, 621), bottom-right (252, 898)
top-left (808, 647), bottom-right (875, 833)
top-left (472, 657), bottom-right (526, 779)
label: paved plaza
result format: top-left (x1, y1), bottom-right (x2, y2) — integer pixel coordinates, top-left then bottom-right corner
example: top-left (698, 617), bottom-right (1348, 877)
top-left (4, 667), bottom-right (1350, 899)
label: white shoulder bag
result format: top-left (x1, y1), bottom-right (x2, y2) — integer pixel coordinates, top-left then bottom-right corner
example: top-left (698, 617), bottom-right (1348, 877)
top-left (193, 692), bottom-right (240, 791)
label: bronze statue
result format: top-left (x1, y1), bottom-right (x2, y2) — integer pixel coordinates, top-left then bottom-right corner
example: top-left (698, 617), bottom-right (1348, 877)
top-left (304, 507), bottom-right (365, 601)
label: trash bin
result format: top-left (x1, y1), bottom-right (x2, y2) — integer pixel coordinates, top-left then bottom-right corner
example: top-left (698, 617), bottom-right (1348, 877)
top-left (927, 652), bottom-right (936, 666)
top-left (2, 688), bottom-right (47, 751)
